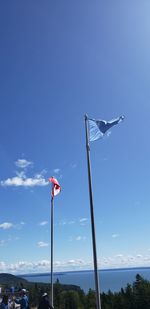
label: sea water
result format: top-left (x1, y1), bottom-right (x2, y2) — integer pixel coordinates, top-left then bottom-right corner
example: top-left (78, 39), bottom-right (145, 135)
top-left (21, 267), bottom-right (150, 293)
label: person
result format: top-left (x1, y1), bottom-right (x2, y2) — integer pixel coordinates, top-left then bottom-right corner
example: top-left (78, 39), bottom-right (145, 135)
top-left (14, 289), bottom-right (29, 309)
top-left (0, 295), bottom-right (8, 309)
top-left (38, 293), bottom-right (53, 309)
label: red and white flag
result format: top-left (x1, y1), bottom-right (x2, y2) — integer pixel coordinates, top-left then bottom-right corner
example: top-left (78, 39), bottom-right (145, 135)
top-left (49, 177), bottom-right (61, 198)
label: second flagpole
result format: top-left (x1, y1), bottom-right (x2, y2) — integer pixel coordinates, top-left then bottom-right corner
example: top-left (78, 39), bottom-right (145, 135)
top-left (49, 176), bottom-right (61, 309)
top-left (85, 114), bottom-right (101, 309)
top-left (51, 196), bottom-right (54, 308)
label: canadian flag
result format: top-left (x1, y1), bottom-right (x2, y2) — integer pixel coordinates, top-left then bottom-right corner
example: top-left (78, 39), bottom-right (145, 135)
top-left (49, 177), bottom-right (61, 197)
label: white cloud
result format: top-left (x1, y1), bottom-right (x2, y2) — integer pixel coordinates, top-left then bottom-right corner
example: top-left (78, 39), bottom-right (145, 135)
top-left (58, 219), bottom-right (74, 226)
top-left (76, 236), bottom-right (82, 241)
top-left (0, 262), bottom-right (7, 271)
top-left (59, 221), bottom-right (67, 226)
top-left (0, 222), bottom-right (13, 230)
top-left (71, 163), bottom-right (77, 169)
top-left (0, 240), bottom-right (6, 246)
top-left (40, 169), bottom-right (47, 175)
top-left (79, 218), bottom-right (88, 223)
top-left (68, 221), bottom-right (75, 225)
top-left (37, 260), bottom-right (50, 267)
top-left (58, 218), bottom-right (88, 226)
top-left (79, 218), bottom-right (88, 226)
top-left (20, 221), bottom-right (25, 225)
top-left (53, 168), bottom-right (60, 174)
top-left (1, 175), bottom-right (48, 187)
top-left (15, 159), bottom-right (33, 169)
top-left (69, 235), bottom-right (86, 241)
top-left (1, 253), bottom-right (150, 274)
top-left (136, 254), bottom-right (143, 258)
top-left (15, 222), bottom-right (26, 230)
top-left (39, 221), bottom-right (48, 226)
top-left (75, 236), bottom-right (86, 241)
top-left (103, 157), bottom-right (108, 161)
top-left (37, 241), bottom-right (49, 247)
top-left (1, 159), bottom-right (49, 188)
top-left (112, 234), bottom-right (119, 238)
top-left (16, 171), bottom-right (26, 178)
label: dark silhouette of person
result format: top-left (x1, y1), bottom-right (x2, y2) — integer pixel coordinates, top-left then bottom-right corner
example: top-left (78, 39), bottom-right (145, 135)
top-left (38, 293), bottom-right (53, 309)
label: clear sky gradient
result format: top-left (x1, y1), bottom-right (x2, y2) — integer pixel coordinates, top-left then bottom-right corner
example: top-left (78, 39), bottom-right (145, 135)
top-left (0, 0), bottom-right (150, 274)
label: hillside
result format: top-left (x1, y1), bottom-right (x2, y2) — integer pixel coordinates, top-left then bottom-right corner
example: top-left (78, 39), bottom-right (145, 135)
top-left (0, 273), bottom-right (28, 285)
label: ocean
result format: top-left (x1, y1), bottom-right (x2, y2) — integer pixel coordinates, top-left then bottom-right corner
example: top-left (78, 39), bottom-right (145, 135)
top-left (21, 267), bottom-right (150, 293)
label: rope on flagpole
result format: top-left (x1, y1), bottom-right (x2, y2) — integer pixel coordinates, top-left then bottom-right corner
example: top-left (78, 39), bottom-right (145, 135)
top-left (85, 114), bottom-right (101, 309)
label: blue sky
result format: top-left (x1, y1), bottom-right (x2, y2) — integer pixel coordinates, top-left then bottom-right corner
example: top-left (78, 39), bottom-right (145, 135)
top-left (0, 0), bottom-right (150, 274)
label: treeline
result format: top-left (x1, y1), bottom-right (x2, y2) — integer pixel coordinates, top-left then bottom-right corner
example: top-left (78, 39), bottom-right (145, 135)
top-left (2, 273), bottom-right (150, 308)
top-left (28, 274), bottom-right (150, 308)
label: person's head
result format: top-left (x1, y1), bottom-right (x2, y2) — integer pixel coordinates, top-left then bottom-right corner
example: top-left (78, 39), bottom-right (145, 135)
top-left (42, 293), bottom-right (48, 300)
top-left (2, 295), bottom-right (8, 304)
top-left (20, 289), bottom-right (27, 296)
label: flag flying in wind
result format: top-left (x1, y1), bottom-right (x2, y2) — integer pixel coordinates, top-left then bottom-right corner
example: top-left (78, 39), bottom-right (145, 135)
top-left (49, 177), bottom-right (61, 197)
top-left (88, 115), bottom-right (125, 142)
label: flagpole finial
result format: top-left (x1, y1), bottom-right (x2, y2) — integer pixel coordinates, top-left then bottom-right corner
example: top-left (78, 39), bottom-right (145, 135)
top-left (85, 114), bottom-right (88, 120)
top-left (120, 115), bottom-right (125, 121)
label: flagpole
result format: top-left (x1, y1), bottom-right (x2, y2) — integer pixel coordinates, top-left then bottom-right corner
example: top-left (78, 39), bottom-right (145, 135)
top-left (84, 114), bottom-right (101, 309)
top-left (51, 196), bottom-right (54, 308)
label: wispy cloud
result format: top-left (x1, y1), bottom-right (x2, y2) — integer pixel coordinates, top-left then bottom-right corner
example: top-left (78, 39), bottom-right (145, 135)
top-left (15, 159), bottom-right (33, 169)
top-left (53, 168), bottom-right (60, 174)
top-left (20, 221), bottom-right (25, 225)
top-left (103, 157), bottom-right (108, 161)
top-left (37, 241), bottom-right (49, 247)
top-left (51, 168), bottom-right (63, 179)
top-left (39, 221), bottom-right (48, 226)
top-left (136, 254), bottom-right (143, 258)
top-left (75, 236), bottom-right (86, 241)
top-left (15, 222), bottom-right (26, 230)
top-left (68, 221), bottom-right (75, 225)
top-left (59, 221), bottom-right (67, 226)
top-left (69, 235), bottom-right (86, 241)
top-left (112, 234), bottom-right (119, 238)
top-left (71, 163), bottom-right (77, 169)
top-left (0, 240), bottom-right (6, 246)
top-left (58, 218), bottom-right (88, 227)
top-left (79, 218), bottom-right (88, 223)
top-left (16, 171), bottom-right (26, 178)
top-left (0, 222), bottom-right (13, 230)
top-left (79, 218), bottom-right (88, 226)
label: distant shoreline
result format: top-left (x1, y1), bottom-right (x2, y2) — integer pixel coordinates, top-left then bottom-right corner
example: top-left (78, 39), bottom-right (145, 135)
top-left (18, 265), bottom-right (150, 277)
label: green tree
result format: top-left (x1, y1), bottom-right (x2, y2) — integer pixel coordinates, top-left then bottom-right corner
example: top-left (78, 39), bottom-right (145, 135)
top-left (59, 290), bottom-right (83, 309)
top-left (85, 289), bottom-right (96, 309)
top-left (54, 278), bottom-right (63, 308)
top-left (133, 274), bottom-right (150, 309)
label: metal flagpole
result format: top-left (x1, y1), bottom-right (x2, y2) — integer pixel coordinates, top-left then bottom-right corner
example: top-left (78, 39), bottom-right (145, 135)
top-left (51, 196), bottom-right (54, 308)
top-left (84, 114), bottom-right (101, 309)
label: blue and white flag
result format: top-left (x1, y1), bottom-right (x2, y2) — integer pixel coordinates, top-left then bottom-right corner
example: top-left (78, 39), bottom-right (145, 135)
top-left (89, 115), bottom-right (125, 142)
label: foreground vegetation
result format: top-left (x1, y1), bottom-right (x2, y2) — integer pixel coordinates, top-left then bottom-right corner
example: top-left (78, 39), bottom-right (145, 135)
top-left (53, 274), bottom-right (150, 308)
top-left (1, 273), bottom-right (150, 308)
